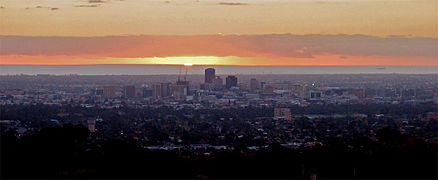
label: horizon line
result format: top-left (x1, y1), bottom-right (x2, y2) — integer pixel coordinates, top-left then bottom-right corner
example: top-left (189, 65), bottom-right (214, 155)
top-left (2, 33), bottom-right (436, 39)
top-left (1, 64), bottom-right (437, 67)
top-left (2, 73), bottom-right (437, 76)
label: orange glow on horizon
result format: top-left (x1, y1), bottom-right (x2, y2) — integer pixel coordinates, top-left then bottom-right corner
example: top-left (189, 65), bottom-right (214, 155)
top-left (1, 1), bottom-right (436, 67)
top-left (1, 55), bottom-right (436, 66)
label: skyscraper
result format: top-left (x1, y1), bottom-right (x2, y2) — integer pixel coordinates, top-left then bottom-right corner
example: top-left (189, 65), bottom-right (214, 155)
top-left (94, 88), bottom-right (104, 96)
top-left (161, 83), bottom-right (171, 97)
top-left (142, 88), bottom-right (153, 98)
top-left (124, 85), bottom-right (136, 98)
top-left (213, 76), bottom-right (223, 90)
top-left (250, 78), bottom-right (259, 91)
top-left (205, 68), bottom-right (215, 83)
top-left (170, 84), bottom-right (187, 99)
top-left (103, 86), bottom-right (116, 99)
top-left (225, 75), bottom-right (238, 89)
top-left (152, 84), bottom-right (162, 99)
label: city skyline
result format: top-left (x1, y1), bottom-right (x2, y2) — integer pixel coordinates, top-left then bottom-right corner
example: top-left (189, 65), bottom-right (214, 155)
top-left (2, 72), bottom-right (436, 179)
top-left (1, 1), bottom-right (437, 179)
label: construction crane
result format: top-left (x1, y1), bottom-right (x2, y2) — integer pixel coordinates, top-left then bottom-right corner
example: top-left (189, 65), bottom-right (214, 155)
top-left (178, 65), bottom-right (182, 82)
top-left (184, 65), bottom-right (189, 81)
top-left (177, 63), bottom-right (192, 85)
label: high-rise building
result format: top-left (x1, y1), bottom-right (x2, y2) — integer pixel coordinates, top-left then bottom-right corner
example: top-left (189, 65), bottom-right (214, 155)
top-left (152, 84), bottom-right (162, 99)
top-left (94, 88), bottom-right (104, 96)
top-left (225, 75), bottom-right (238, 89)
top-left (142, 88), bottom-right (153, 98)
top-left (103, 86), bottom-right (116, 99)
top-left (274, 108), bottom-right (291, 121)
top-left (301, 85), bottom-right (309, 99)
top-left (161, 83), bottom-right (171, 97)
top-left (124, 85), bottom-right (136, 98)
top-left (176, 80), bottom-right (190, 96)
top-left (170, 84), bottom-right (187, 99)
top-left (250, 78), bottom-right (259, 91)
top-left (205, 68), bottom-right (215, 83)
top-left (213, 76), bottom-right (223, 90)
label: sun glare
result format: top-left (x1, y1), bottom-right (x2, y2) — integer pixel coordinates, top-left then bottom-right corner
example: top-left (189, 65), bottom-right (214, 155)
top-left (141, 56), bottom-right (222, 65)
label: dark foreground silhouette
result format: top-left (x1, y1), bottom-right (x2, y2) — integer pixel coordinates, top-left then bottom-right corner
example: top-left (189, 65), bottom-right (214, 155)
top-left (1, 124), bottom-right (437, 179)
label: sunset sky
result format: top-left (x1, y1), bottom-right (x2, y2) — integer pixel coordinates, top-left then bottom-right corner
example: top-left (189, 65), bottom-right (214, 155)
top-left (0, 0), bottom-right (437, 65)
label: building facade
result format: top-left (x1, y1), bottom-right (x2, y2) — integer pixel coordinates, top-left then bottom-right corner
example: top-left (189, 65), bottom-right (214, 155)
top-left (103, 86), bottom-right (116, 99)
top-left (124, 85), bottom-right (136, 98)
top-left (274, 108), bottom-right (291, 121)
top-left (205, 68), bottom-right (215, 84)
top-left (226, 75), bottom-right (238, 89)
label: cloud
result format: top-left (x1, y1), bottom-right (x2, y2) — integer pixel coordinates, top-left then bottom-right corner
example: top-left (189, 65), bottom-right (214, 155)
top-left (1, 34), bottom-right (436, 60)
top-left (26, 6), bottom-right (60, 10)
top-left (218, 2), bottom-right (248, 5)
top-left (339, 55), bottom-right (348, 59)
top-left (74, 4), bottom-right (101, 7)
top-left (73, 0), bottom-right (107, 8)
top-left (88, 0), bottom-right (107, 3)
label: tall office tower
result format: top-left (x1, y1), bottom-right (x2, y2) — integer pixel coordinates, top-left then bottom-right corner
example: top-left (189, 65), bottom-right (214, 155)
top-left (103, 86), bottom-right (116, 99)
top-left (250, 78), bottom-right (260, 91)
top-left (176, 80), bottom-right (190, 95)
top-left (301, 85), bottom-right (309, 99)
top-left (225, 75), bottom-right (238, 89)
top-left (274, 108), bottom-right (292, 121)
top-left (213, 76), bottom-right (223, 90)
top-left (142, 88), bottom-right (153, 98)
top-left (170, 84), bottom-right (187, 99)
top-left (124, 85), bottom-right (136, 98)
top-left (152, 84), bottom-right (162, 99)
top-left (161, 83), bottom-right (171, 97)
top-left (94, 88), bottom-right (104, 96)
top-left (205, 68), bottom-right (216, 83)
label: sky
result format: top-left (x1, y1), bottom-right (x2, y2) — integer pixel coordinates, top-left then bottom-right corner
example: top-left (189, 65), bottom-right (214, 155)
top-left (0, 0), bottom-right (437, 66)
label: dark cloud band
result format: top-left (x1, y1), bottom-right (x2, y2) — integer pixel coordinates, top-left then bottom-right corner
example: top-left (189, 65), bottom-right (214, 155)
top-left (1, 34), bottom-right (436, 58)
